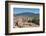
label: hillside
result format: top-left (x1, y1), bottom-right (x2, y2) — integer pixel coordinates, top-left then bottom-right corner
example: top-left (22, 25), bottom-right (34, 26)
top-left (14, 12), bottom-right (39, 16)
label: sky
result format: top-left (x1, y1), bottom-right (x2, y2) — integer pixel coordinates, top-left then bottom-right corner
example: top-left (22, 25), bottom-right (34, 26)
top-left (13, 8), bottom-right (40, 14)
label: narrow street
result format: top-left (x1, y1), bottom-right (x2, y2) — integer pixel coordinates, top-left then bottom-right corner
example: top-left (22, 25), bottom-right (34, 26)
top-left (13, 22), bottom-right (39, 28)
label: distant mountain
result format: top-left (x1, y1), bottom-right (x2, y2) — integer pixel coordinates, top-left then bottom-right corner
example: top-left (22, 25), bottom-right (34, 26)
top-left (14, 12), bottom-right (39, 16)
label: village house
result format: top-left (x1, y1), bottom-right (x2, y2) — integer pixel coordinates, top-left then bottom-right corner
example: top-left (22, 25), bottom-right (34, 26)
top-left (13, 16), bottom-right (32, 28)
